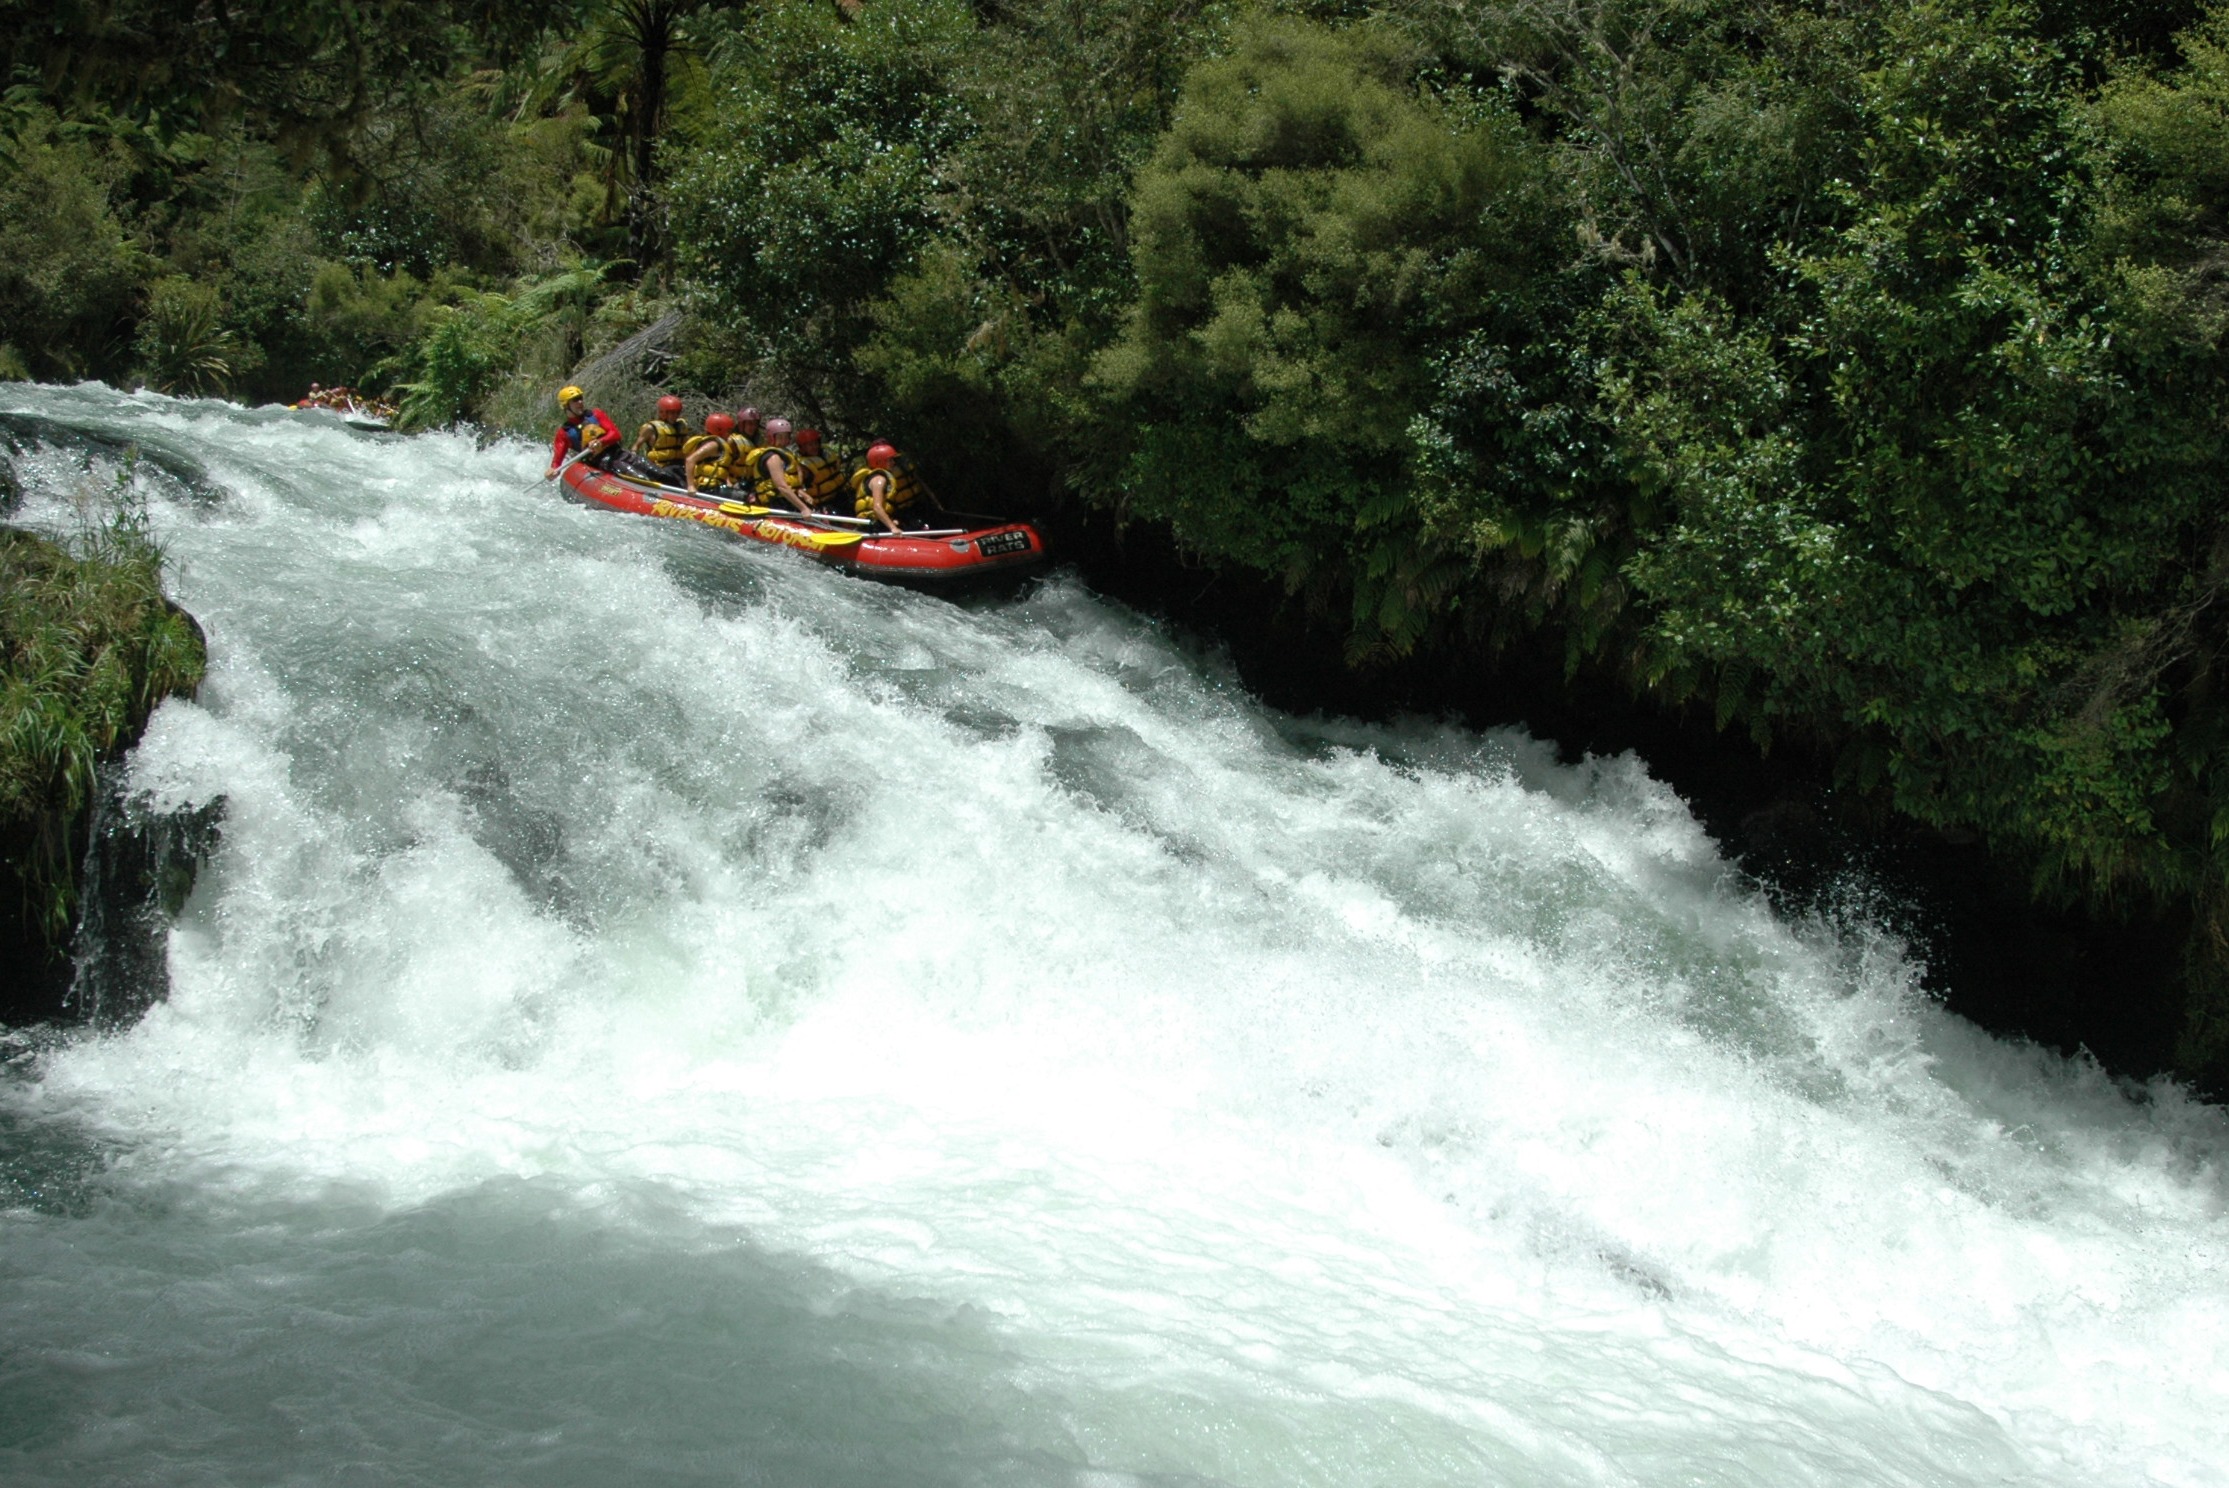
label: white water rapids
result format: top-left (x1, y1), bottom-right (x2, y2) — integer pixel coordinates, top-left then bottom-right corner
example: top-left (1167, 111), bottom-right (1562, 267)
top-left (1, 383), bottom-right (2224, 1486)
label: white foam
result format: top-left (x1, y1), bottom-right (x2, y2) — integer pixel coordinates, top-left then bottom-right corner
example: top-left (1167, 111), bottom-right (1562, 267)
top-left (6, 383), bottom-right (2226, 1486)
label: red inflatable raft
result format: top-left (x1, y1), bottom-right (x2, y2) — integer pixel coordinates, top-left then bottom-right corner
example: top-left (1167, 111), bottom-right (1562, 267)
top-left (558, 460), bottom-right (1049, 586)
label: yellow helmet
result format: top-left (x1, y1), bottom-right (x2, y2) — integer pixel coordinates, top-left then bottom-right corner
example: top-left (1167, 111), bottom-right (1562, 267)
top-left (557, 385), bottom-right (585, 406)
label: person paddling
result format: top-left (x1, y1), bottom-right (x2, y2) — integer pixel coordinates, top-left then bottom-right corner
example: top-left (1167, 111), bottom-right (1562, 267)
top-left (546, 385), bottom-right (621, 478)
top-left (632, 395), bottom-right (693, 481)
top-left (792, 428), bottom-right (847, 511)
top-left (747, 418), bottom-right (816, 515)
top-left (684, 411), bottom-right (738, 491)
top-left (851, 442), bottom-right (923, 533)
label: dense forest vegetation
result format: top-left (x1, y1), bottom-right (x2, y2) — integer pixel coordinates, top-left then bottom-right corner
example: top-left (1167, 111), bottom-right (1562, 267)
top-left (8, 0), bottom-right (2229, 1087)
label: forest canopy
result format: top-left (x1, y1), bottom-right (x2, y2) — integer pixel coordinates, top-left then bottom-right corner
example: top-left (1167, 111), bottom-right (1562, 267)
top-left (9, 0), bottom-right (2229, 1085)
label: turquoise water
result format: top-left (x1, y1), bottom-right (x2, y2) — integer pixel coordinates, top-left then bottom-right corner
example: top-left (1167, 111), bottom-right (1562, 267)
top-left (2, 383), bottom-right (2225, 1486)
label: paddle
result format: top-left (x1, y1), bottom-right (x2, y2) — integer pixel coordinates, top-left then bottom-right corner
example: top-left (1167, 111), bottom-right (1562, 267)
top-left (714, 500), bottom-right (968, 540)
top-left (695, 500), bottom-right (862, 550)
top-left (747, 525), bottom-right (863, 550)
top-left (716, 500), bottom-right (871, 528)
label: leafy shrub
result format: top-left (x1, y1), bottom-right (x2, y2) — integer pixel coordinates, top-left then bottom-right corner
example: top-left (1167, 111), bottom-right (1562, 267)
top-left (1094, 18), bottom-right (1581, 649)
top-left (0, 108), bottom-right (148, 381)
top-left (667, 0), bottom-right (975, 413)
top-left (134, 278), bottom-right (254, 396)
top-left (384, 264), bottom-right (607, 429)
top-left (388, 289), bottom-right (521, 429)
top-left (305, 263), bottom-right (444, 380)
top-left (1583, 2), bottom-right (2229, 1077)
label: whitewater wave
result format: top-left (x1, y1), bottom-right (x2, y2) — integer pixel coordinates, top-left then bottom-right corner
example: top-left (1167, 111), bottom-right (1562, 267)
top-left (2, 383), bottom-right (2224, 1487)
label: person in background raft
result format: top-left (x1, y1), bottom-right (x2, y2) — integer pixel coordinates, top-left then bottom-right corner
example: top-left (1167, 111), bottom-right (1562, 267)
top-left (546, 385), bottom-right (620, 478)
top-left (683, 412), bottom-right (738, 491)
top-left (747, 418), bottom-right (817, 515)
top-left (852, 441), bottom-right (928, 533)
top-left (791, 428), bottom-right (846, 511)
top-left (631, 395), bottom-right (693, 482)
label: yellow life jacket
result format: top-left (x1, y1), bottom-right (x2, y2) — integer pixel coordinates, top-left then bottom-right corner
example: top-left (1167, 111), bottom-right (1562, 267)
top-left (792, 450), bottom-right (844, 506)
top-left (749, 445), bottom-right (810, 506)
top-left (685, 434), bottom-right (730, 488)
top-left (640, 418), bottom-right (691, 467)
top-left (735, 438), bottom-right (771, 490)
top-left (850, 461), bottom-right (922, 520)
top-left (724, 437), bottom-right (764, 491)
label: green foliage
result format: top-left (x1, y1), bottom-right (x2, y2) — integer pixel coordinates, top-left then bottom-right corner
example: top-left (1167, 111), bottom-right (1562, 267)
top-left (1607, 3), bottom-right (2224, 874)
top-left (311, 88), bottom-right (603, 278)
top-left (1583, 2), bottom-right (2229, 1078)
top-left (2092, 1), bottom-right (2229, 328)
top-left (511, 0), bottom-right (728, 265)
top-left (853, 241), bottom-right (1014, 414)
top-left (389, 289), bottom-right (520, 429)
top-left (668, 0), bottom-right (975, 412)
top-left (945, 0), bottom-right (1222, 331)
top-left (1392, 0), bottom-right (1868, 308)
top-left (134, 278), bottom-right (253, 395)
top-left (830, 1), bottom-right (1228, 498)
top-left (305, 263), bottom-right (448, 385)
top-left (0, 0), bottom-right (464, 160)
top-left (383, 263), bottom-right (608, 428)
top-left (0, 0), bottom-right (634, 399)
top-left (1095, 17), bottom-right (1580, 649)
top-left (0, 469), bottom-right (205, 943)
top-left (0, 106), bottom-right (149, 380)
top-left (1071, 0), bottom-right (2229, 1076)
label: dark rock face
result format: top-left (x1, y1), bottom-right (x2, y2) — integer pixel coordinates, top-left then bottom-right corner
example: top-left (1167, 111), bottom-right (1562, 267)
top-left (0, 489), bottom-right (215, 1029)
top-left (0, 765), bottom-right (224, 1030)
top-left (0, 904), bottom-right (69, 1028)
top-left (65, 770), bottom-right (225, 1026)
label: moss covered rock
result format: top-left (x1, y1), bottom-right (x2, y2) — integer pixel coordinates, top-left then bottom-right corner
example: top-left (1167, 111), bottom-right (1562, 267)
top-left (1, 517), bottom-right (205, 1019)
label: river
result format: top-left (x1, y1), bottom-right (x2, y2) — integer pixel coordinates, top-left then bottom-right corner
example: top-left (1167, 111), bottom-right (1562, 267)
top-left (2, 382), bottom-right (2224, 1486)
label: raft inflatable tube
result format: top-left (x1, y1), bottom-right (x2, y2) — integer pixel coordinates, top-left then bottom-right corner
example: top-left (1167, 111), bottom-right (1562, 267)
top-left (558, 461), bottom-right (1048, 586)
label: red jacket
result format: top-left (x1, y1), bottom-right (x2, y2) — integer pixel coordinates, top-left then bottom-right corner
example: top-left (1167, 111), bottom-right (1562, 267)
top-left (550, 408), bottom-right (621, 469)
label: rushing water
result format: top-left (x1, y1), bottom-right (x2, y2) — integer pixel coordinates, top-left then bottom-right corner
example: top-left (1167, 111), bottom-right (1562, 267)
top-left (1, 382), bottom-right (2224, 1487)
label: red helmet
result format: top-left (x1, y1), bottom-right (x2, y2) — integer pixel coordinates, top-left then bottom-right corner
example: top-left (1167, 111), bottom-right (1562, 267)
top-left (736, 406), bottom-right (760, 428)
top-left (704, 412), bottom-right (735, 437)
top-left (763, 416), bottom-right (792, 442)
top-left (866, 442), bottom-right (897, 470)
top-left (657, 394), bottom-right (684, 417)
top-left (796, 427), bottom-right (822, 451)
